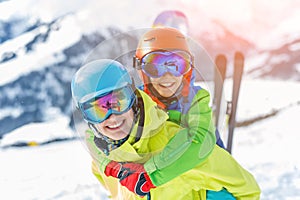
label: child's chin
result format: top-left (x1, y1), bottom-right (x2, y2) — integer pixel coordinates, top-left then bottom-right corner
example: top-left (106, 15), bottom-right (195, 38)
top-left (159, 91), bottom-right (176, 97)
top-left (110, 132), bottom-right (128, 140)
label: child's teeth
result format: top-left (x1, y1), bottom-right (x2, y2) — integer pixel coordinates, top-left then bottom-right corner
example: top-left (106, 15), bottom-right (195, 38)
top-left (108, 121), bottom-right (122, 128)
top-left (161, 83), bottom-right (172, 87)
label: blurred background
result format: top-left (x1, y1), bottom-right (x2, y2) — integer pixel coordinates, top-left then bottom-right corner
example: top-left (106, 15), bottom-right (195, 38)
top-left (0, 0), bottom-right (300, 199)
top-left (0, 0), bottom-right (300, 139)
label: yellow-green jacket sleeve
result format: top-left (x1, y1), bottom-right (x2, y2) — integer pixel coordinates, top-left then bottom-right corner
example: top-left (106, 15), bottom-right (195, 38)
top-left (144, 89), bottom-right (217, 186)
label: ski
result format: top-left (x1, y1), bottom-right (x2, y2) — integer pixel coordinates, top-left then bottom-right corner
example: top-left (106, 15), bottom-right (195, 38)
top-left (152, 10), bottom-right (245, 154)
top-left (226, 51), bottom-right (245, 153)
top-left (213, 54), bottom-right (227, 129)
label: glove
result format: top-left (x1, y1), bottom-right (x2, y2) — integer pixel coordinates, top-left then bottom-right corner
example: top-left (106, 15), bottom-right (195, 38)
top-left (104, 161), bottom-right (156, 196)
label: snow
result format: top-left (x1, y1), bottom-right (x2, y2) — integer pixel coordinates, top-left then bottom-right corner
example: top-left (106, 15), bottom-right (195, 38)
top-left (224, 79), bottom-right (300, 122)
top-left (0, 15), bottom-right (82, 86)
top-left (261, 11), bottom-right (300, 50)
top-left (233, 103), bottom-right (300, 199)
top-left (0, 140), bottom-right (109, 200)
top-left (296, 64), bottom-right (300, 74)
top-left (1, 0), bottom-right (300, 199)
top-left (1, 79), bottom-right (300, 199)
top-left (0, 114), bottom-right (73, 147)
top-left (289, 42), bottom-right (300, 52)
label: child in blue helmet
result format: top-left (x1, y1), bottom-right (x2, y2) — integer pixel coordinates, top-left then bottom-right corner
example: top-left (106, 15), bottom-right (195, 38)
top-left (71, 59), bottom-right (260, 200)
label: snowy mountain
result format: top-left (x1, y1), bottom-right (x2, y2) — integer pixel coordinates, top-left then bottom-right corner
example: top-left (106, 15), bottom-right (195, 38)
top-left (1, 0), bottom-right (300, 199)
top-left (246, 37), bottom-right (300, 80)
top-left (1, 0), bottom-right (300, 140)
top-left (0, 14), bottom-right (124, 138)
top-left (192, 19), bottom-right (256, 59)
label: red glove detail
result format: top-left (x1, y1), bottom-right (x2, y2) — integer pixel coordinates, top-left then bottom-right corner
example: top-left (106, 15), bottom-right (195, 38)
top-left (105, 161), bottom-right (156, 196)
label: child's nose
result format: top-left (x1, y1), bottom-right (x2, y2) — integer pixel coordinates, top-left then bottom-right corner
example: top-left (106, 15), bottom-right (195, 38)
top-left (162, 72), bottom-right (176, 78)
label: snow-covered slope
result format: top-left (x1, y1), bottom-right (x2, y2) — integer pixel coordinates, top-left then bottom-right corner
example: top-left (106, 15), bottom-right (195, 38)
top-left (1, 82), bottom-right (300, 199)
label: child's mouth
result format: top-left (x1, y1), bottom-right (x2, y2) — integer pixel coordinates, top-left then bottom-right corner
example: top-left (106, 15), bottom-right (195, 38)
top-left (106, 120), bottom-right (124, 130)
top-left (159, 82), bottom-right (175, 88)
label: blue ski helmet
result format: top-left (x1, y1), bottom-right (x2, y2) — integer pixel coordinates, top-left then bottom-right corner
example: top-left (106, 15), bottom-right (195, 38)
top-left (71, 59), bottom-right (133, 107)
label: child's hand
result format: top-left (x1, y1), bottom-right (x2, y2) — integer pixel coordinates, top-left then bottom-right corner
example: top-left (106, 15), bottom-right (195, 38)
top-left (105, 161), bottom-right (155, 196)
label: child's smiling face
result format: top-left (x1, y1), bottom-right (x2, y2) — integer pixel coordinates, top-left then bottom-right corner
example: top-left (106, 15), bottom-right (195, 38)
top-left (150, 73), bottom-right (183, 97)
top-left (95, 109), bottom-right (134, 140)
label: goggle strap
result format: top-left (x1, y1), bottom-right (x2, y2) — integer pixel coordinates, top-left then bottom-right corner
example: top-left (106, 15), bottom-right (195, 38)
top-left (133, 56), bottom-right (142, 70)
top-left (89, 122), bottom-right (130, 156)
top-left (134, 90), bottom-right (145, 143)
top-left (88, 123), bottom-right (103, 139)
top-left (182, 69), bottom-right (193, 97)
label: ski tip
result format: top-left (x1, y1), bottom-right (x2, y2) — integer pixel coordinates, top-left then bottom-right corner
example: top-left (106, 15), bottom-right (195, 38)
top-left (215, 54), bottom-right (227, 76)
top-left (215, 54), bottom-right (227, 66)
top-left (234, 51), bottom-right (244, 60)
top-left (234, 51), bottom-right (244, 68)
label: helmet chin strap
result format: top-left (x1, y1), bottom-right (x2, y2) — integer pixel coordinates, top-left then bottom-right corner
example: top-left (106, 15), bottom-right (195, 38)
top-left (88, 122), bottom-right (130, 156)
top-left (88, 123), bottom-right (107, 140)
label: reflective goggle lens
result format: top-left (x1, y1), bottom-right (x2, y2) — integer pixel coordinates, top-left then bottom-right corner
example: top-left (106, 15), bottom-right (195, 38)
top-left (141, 51), bottom-right (192, 78)
top-left (80, 86), bottom-right (134, 123)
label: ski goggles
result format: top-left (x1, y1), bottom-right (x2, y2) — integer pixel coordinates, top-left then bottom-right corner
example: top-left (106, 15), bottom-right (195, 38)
top-left (140, 50), bottom-right (193, 78)
top-left (79, 85), bottom-right (135, 124)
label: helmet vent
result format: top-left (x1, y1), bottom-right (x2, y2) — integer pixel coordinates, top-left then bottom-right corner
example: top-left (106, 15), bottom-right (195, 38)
top-left (176, 35), bottom-right (185, 39)
top-left (144, 37), bottom-right (156, 42)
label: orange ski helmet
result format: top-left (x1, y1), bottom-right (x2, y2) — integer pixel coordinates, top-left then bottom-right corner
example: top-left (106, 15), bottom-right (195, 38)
top-left (135, 27), bottom-right (191, 60)
top-left (134, 27), bottom-right (194, 109)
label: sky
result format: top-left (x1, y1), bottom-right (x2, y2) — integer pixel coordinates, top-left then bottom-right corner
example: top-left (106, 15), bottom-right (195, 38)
top-left (1, 0), bottom-right (300, 48)
top-left (175, 0), bottom-right (300, 48)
